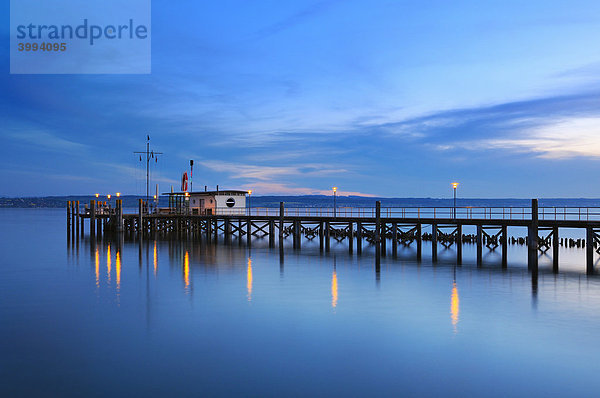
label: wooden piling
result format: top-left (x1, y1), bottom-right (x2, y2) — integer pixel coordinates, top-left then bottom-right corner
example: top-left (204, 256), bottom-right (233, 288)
top-left (348, 222), bottom-right (354, 254)
top-left (356, 221), bottom-right (362, 255)
top-left (138, 199), bottom-right (143, 239)
top-left (476, 224), bottom-right (482, 266)
top-left (416, 223), bottom-right (422, 261)
top-left (553, 226), bottom-right (559, 273)
top-left (325, 221), bottom-right (330, 252)
top-left (319, 221), bottom-right (324, 252)
top-left (279, 202), bottom-right (285, 242)
top-left (391, 222), bottom-right (397, 257)
top-left (432, 223), bottom-right (437, 262)
top-left (269, 220), bottom-right (275, 248)
top-left (90, 200), bottom-right (96, 239)
top-left (75, 201), bottom-right (80, 238)
top-left (96, 202), bottom-right (102, 238)
top-left (586, 227), bottom-right (594, 274)
top-left (246, 218), bottom-right (252, 246)
top-left (501, 225), bottom-right (507, 269)
top-left (456, 224), bottom-right (462, 265)
top-left (66, 201), bottom-right (71, 237)
top-left (528, 199), bottom-right (538, 271)
top-left (375, 201), bottom-right (381, 255)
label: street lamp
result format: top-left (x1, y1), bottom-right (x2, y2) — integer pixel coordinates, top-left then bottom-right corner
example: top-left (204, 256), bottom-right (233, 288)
top-left (95, 193), bottom-right (99, 198)
top-left (116, 192), bottom-right (121, 197)
top-left (332, 187), bottom-right (338, 218)
top-left (452, 182), bottom-right (459, 218)
top-left (247, 190), bottom-right (252, 216)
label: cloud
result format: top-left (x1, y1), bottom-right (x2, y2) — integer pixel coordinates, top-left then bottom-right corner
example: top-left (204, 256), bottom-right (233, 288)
top-left (470, 117), bottom-right (600, 159)
top-left (6, 128), bottom-right (88, 154)
top-left (238, 181), bottom-right (375, 197)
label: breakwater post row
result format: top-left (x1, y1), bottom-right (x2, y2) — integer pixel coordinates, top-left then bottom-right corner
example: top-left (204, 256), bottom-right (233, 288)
top-left (69, 199), bottom-right (600, 274)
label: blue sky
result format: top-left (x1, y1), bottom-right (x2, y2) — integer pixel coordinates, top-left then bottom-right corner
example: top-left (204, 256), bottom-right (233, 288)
top-left (3, 0), bottom-right (600, 197)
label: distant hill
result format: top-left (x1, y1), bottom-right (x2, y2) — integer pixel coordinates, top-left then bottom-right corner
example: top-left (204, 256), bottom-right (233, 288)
top-left (2, 195), bottom-right (600, 208)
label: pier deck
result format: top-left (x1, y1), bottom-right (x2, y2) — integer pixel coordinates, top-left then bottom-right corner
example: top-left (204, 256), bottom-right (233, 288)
top-left (66, 199), bottom-right (600, 274)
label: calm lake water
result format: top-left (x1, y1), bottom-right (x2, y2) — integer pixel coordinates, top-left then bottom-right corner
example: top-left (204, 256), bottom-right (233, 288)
top-left (2, 208), bottom-right (600, 397)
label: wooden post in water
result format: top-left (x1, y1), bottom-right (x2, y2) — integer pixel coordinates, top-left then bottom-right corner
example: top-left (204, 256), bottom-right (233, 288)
top-left (66, 201), bottom-right (71, 242)
top-left (90, 200), bottom-right (96, 239)
top-left (325, 221), bottom-right (330, 252)
top-left (348, 222), bottom-right (354, 254)
top-left (375, 201), bottom-right (381, 261)
top-left (552, 226), bottom-right (559, 273)
top-left (356, 221), bottom-right (362, 255)
top-left (431, 223), bottom-right (437, 262)
top-left (319, 221), bottom-right (324, 252)
top-left (80, 203), bottom-right (85, 237)
top-left (96, 202), bottom-right (102, 238)
top-left (476, 224), bottom-right (483, 266)
top-left (224, 218), bottom-right (231, 244)
top-left (391, 222), bottom-right (397, 257)
top-left (586, 227), bottom-right (594, 274)
top-left (296, 220), bottom-right (301, 250)
top-left (416, 223), bottom-right (422, 261)
top-left (268, 220), bottom-right (275, 247)
top-left (528, 199), bottom-right (538, 271)
top-left (213, 219), bottom-right (218, 243)
top-left (71, 201), bottom-right (76, 235)
top-left (456, 224), bottom-right (463, 265)
top-left (75, 201), bottom-right (80, 238)
top-left (207, 217), bottom-right (212, 243)
top-left (138, 199), bottom-right (144, 239)
top-left (381, 221), bottom-right (386, 257)
top-left (117, 200), bottom-right (124, 233)
top-left (246, 218), bottom-right (252, 246)
top-left (292, 220), bottom-right (298, 249)
top-left (279, 202), bottom-right (285, 244)
top-left (501, 225), bottom-right (507, 269)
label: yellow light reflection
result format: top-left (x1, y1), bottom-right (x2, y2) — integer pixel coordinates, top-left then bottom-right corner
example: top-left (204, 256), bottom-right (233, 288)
top-left (106, 244), bottom-right (111, 284)
top-left (95, 247), bottom-right (99, 288)
top-left (247, 257), bottom-right (253, 302)
top-left (184, 251), bottom-right (190, 292)
top-left (451, 282), bottom-right (459, 333)
top-left (116, 251), bottom-right (121, 291)
top-left (153, 241), bottom-right (158, 277)
top-left (331, 269), bottom-right (338, 308)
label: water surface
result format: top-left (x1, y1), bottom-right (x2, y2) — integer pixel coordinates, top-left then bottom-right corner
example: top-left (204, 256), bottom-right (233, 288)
top-left (2, 209), bottom-right (600, 397)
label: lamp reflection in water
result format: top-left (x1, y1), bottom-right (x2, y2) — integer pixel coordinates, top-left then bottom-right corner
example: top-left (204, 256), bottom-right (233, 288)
top-left (331, 269), bottom-right (338, 309)
top-left (107, 244), bottom-right (111, 284)
top-left (184, 251), bottom-right (190, 293)
top-left (116, 251), bottom-right (121, 292)
top-left (247, 257), bottom-right (252, 302)
top-left (153, 241), bottom-right (158, 278)
top-left (451, 278), bottom-right (460, 333)
top-left (95, 246), bottom-right (100, 288)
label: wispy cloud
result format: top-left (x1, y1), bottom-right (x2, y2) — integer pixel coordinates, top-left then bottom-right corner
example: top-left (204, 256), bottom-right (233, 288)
top-left (6, 128), bottom-right (88, 154)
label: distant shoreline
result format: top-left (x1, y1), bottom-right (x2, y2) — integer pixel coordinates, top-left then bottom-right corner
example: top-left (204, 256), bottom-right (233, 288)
top-left (3, 195), bottom-right (600, 208)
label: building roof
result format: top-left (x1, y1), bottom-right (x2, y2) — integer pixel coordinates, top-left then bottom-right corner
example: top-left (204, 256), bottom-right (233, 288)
top-left (163, 190), bottom-right (248, 196)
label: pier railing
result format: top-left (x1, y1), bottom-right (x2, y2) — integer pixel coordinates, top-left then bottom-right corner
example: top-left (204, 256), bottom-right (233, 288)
top-left (236, 206), bottom-right (600, 221)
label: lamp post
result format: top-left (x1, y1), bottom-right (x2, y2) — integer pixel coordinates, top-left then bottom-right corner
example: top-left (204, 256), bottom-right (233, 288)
top-left (332, 187), bottom-right (338, 218)
top-left (452, 182), bottom-right (459, 218)
top-left (247, 190), bottom-right (252, 216)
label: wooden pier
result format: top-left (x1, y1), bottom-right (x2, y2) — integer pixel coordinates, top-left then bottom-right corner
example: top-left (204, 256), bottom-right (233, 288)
top-left (66, 199), bottom-right (600, 274)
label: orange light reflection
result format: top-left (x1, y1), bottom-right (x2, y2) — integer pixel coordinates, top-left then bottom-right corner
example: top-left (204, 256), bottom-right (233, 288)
top-left (153, 241), bottom-right (158, 277)
top-left (247, 257), bottom-right (252, 302)
top-left (331, 270), bottom-right (338, 308)
top-left (106, 244), bottom-right (111, 284)
top-left (184, 251), bottom-right (190, 292)
top-left (451, 282), bottom-right (459, 333)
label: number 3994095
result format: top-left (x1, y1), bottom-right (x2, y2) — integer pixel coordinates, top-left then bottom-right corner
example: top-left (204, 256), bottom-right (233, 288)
top-left (18, 42), bottom-right (67, 52)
